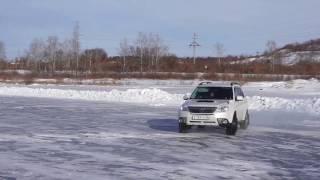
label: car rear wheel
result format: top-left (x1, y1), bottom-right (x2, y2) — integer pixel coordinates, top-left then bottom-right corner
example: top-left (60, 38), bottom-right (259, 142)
top-left (226, 114), bottom-right (238, 135)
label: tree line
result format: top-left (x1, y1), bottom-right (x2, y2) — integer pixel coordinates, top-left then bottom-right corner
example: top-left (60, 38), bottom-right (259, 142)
top-left (1, 24), bottom-right (320, 77)
top-left (1, 24), bottom-right (172, 76)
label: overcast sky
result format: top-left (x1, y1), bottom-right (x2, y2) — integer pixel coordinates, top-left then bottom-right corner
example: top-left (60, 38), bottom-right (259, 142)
top-left (1, 0), bottom-right (320, 58)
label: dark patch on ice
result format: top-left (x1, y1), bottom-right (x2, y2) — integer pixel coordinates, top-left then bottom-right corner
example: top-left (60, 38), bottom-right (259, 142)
top-left (147, 119), bottom-right (178, 132)
top-left (0, 141), bottom-right (18, 152)
top-left (176, 138), bottom-right (210, 149)
top-left (103, 164), bottom-right (155, 172)
top-left (107, 143), bottom-right (185, 164)
top-left (147, 118), bottom-right (229, 135)
top-left (0, 176), bottom-right (16, 180)
top-left (216, 176), bottom-right (233, 180)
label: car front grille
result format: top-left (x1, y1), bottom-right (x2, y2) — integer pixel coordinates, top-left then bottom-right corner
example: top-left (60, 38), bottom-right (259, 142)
top-left (188, 107), bottom-right (217, 114)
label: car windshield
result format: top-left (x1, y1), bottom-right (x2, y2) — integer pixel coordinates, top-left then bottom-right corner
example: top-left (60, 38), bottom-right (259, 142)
top-left (190, 87), bottom-right (233, 100)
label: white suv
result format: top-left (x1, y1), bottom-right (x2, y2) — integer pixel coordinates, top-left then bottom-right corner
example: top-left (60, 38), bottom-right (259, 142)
top-left (178, 81), bottom-right (249, 135)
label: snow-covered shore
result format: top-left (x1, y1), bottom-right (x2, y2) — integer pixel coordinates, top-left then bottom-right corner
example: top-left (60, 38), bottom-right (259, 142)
top-left (0, 79), bottom-right (319, 114)
top-left (0, 86), bottom-right (182, 106)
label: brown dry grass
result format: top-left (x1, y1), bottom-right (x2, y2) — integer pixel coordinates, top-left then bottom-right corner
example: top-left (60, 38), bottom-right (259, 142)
top-left (0, 71), bottom-right (318, 85)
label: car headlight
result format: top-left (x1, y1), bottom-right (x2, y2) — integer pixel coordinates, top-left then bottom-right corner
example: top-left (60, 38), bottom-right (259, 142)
top-left (216, 106), bottom-right (229, 113)
top-left (180, 105), bottom-right (189, 111)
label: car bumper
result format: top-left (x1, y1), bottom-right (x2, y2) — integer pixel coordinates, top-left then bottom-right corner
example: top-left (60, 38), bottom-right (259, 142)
top-left (178, 111), bottom-right (232, 127)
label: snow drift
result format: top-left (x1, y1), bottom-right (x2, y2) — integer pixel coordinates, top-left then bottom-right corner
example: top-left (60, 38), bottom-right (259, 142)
top-left (0, 85), bottom-right (319, 114)
top-left (248, 96), bottom-right (320, 114)
top-left (0, 86), bottom-right (183, 106)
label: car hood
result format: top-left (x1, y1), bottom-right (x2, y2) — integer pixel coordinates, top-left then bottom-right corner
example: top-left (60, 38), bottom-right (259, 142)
top-left (183, 99), bottom-right (230, 107)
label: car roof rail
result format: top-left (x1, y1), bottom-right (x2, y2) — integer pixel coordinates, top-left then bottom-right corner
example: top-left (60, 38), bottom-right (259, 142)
top-left (198, 81), bottom-right (212, 86)
top-left (198, 81), bottom-right (241, 86)
top-left (230, 82), bottom-right (240, 86)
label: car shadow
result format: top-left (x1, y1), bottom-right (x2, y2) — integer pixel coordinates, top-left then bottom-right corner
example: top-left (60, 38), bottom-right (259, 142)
top-left (147, 119), bottom-right (178, 133)
top-left (147, 119), bottom-right (229, 136)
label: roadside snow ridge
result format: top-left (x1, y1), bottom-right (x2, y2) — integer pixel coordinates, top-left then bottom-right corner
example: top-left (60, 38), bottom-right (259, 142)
top-left (0, 86), bottom-right (182, 106)
top-left (248, 96), bottom-right (320, 114)
top-left (0, 86), bottom-right (319, 114)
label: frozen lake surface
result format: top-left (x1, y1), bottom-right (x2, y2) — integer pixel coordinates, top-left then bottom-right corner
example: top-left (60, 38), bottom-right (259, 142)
top-left (0, 79), bottom-right (319, 179)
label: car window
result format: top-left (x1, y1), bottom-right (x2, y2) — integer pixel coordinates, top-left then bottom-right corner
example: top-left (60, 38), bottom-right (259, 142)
top-left (234, 87), bottom-right (244, 97)
top-left (234, 87), bottom-right (238, 97)
top-left (239, 88), bottom-right (245, 97)
top-left (190, 87), bottom-right (233, 100)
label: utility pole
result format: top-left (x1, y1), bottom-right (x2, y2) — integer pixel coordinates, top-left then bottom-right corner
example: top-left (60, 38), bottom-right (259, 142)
top-left (214, 42), bottom-right (224, 68)
top-left (189, 33), bottom-right (200, 64)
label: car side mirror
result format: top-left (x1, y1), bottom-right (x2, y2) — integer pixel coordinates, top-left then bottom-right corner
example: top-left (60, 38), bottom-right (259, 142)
top-left (236, 96), bottom-right (244, 101)
top-left (183, 94), bottom-right (190, 100)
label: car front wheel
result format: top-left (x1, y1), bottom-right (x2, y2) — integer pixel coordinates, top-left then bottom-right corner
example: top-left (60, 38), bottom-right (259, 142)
top-left (226, 114), bottom-right (238, 135)
top-left (240, 111), bottom-right (250, 129)
top-left (179, 122), bottom-right (188, 133)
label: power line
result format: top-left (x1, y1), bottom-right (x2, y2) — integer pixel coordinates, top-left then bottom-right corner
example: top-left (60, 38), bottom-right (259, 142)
top-left (189, 33), bottom-right (200, 64)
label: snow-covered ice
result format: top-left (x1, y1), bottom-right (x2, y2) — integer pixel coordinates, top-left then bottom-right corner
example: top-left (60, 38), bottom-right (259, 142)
top-left (0, 79), bottom-right (319, 179)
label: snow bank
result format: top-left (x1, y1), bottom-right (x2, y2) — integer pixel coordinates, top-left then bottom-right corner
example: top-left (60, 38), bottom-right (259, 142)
top-left (246, 78), bottom-right (320, 90)
top-left (281, 51), bottom-right (320, 65)
top-left (0, 86), bottom-right (183, 106)
top-left (248, 96), bottom-right (320, 114)
top-left (0, 85), bottom-right (319, 114)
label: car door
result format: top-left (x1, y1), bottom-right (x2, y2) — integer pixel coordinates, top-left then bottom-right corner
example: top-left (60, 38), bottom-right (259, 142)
top-left (234, 87), bottom-right (242, 119)
top-left (239, 87), bottom-right (247, 119)
top-left (235, 87), bottom-right (245, 120)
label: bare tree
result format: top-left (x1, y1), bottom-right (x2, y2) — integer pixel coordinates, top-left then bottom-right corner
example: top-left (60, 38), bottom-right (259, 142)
top-left (266, 40), bottom-right (277, 72)
top-left (46, 36), bottom-right (59, 73)
top-left (61, 39), bottom-right (73, 71)
top-left (149, 34), bottom-right (168, 72)
top-left (132, 33), bottom-right (169, 72)
top-left (214, 42), bottom-right (225, 68)
top-left (119, 38), bottom-right (129, 72)
top-left (85, 48), bottom-right (93, 73)
top-left (136, 32), bottom-right (147, 73)
top-left (72, 22), bottom-right (81, 75)
top-left (0, 41), bottom-right (6, 60)
top-left (0, 41), bottom-right (6, 70)
top-left (82, 48), bottom-right (107, 74)
top-left (27, 38), bottom-right (46, 71)
top-left (266, 40), bottom-right (277, 54)
top-left (0, 41), bottom-right (7, 60)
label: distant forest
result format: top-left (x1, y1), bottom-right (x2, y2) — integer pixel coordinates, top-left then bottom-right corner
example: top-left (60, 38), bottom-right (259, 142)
top-left (0, 24), bottom-right (320, 81)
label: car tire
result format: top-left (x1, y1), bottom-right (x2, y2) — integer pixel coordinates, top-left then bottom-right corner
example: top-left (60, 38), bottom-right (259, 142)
top-left (240, 111), bottom-right (250, 130)
top-left (226, 114), bottom-right (238, 135)
top-left (179, 122), bottom-right (188, 133)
